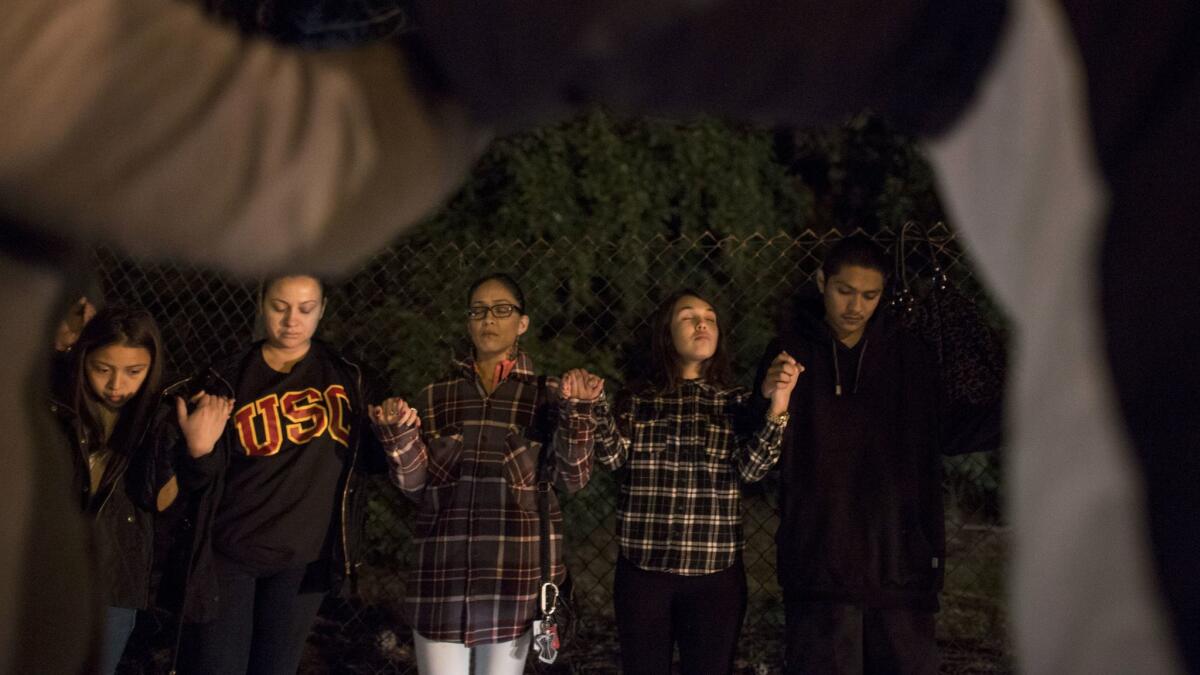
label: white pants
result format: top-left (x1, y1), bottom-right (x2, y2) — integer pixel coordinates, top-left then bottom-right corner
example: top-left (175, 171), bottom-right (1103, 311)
top-left (413, 630), bottom-right (531, 675)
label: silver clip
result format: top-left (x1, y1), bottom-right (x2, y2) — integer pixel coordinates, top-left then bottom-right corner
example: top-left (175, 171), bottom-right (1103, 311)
top-left (539, 581), bottom-right (559, 616)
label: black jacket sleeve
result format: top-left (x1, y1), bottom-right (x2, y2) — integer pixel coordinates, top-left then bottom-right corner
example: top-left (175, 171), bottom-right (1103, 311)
top-left (353, 365), bottom-right (390, 476)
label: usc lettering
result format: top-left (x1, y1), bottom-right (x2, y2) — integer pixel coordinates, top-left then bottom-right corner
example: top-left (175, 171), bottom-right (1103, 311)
top-left (235, 385), bottom-right (352, 456)
top-left (234, 394), bottom-right (283, 456)
top-left (325, 384), bottom-right (352, 448)
top-left (280, 388), bottom-right (328, 445)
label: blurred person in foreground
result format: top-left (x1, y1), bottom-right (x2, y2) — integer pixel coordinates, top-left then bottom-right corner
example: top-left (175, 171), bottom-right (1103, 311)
top-left (0, 0), bottom-right (485, 671)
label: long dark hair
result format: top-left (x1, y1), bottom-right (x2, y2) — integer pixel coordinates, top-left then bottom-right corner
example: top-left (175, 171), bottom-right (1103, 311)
top-left (647, 289), bottom-right (733, 391)
top-left (71, 307), bottom-right (164, 455)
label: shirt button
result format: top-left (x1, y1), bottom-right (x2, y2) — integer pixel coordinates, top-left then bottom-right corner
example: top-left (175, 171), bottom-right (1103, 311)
top-left (126, 515), bottom-right (135, 523)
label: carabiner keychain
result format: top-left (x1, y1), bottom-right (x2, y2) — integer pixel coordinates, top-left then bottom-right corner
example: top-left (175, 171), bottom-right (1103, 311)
top-left (531, 582), bottom-right (561, 664)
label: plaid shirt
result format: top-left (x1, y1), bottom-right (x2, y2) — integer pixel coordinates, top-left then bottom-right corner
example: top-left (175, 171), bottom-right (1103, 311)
top-left (593, 380), bottom-right (785, 576)
top-left (372, 353), bottom-right (596, 646)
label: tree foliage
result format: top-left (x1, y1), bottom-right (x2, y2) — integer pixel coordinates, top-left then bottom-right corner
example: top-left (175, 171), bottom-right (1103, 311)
top-left (347, 108), bottom-right (952, 397)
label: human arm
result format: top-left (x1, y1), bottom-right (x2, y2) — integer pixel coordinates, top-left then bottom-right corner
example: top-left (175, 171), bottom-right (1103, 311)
top-left (405, 1), bottom-right (1005, 136)
top-left (590, 387), bottom-right (635, 473)
top-left (730, 389), bottom-right (791, 484)
top-left (52, 297), bottom-right (98, 353)
top-left (760, 350), bottom-right (803, 417)
top-left (368, 396), bottom-right (430, 502)
top-left (172, 390), bottom-right (234, 493)
top-left (176, 392), bottom-right (234, 459)
top-left (353, 369), bottom-right (393, 477)
top-left (735, 340), bottom-right (803, 482)
top-left (547, 369), bottom-right (604, 494)
top-left (0, 0), bottom-right (486, 277)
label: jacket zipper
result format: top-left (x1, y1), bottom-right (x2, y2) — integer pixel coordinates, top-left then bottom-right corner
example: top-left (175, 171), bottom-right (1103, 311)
top-left (94, 461), bottom-right (127, 516)
top-left (338, 360), bottom-right (363, 578)
top-left (75, 418), bottom-right (94, 509)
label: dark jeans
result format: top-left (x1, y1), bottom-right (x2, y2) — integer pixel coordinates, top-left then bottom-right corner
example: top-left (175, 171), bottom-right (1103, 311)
top-left (99, 606), bottom-right (136, 675)
top-left (179, 559), bottom-right (327, 675)
top-left (784, 601), bottom-right (939, 675)
top-left (613, 555), bottom-right (747, 675)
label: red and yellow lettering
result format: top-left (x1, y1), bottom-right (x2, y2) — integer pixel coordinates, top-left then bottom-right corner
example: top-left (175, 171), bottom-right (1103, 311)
top-left (233, 394), bottom-right (283, 456)
top-left (325, 384), bottom-right (352, 447)
top-left (280, 388), bottom-right (329, 445)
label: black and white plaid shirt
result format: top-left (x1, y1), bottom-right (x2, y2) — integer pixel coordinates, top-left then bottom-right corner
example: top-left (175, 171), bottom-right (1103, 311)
top-left (593, 380), bottom-right (786, 576)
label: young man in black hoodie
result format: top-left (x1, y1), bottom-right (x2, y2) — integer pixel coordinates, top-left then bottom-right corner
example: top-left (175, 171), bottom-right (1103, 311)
top-left (756, 235), bottom-right (979, 674)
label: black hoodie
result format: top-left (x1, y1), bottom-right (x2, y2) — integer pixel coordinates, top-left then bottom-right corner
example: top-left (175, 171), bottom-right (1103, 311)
top-left (756, 295), bottom-right (988, 610)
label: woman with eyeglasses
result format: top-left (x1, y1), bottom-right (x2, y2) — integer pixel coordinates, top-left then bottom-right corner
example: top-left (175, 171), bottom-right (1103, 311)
top-left (369, 272), bottom-right (603, 675)
top-left (591, 289), bottom-right (801, 675)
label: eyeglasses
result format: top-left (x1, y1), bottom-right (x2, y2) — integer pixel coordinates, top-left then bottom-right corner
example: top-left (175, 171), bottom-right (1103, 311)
top-left (466, 303), bottom-right (522, 320)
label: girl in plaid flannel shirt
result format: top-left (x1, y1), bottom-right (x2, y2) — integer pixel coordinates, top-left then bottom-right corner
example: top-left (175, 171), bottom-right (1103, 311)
top-left (592, 289), bottom-right (801, 675)
top-left (369, 273), bottom-right (604, 675)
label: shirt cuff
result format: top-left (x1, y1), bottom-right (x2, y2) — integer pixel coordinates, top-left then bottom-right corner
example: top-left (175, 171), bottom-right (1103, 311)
top-left (559, 396), bottom-right (599, 418)
top-left (373, 421), bottom-right (419, 448)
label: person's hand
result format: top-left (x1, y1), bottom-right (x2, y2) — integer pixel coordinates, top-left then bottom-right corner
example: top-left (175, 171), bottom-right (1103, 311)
top-left (760, 351), bottom-right (803, 415)
top-left (561, 368), bottom-right (604, 401)
top-left (369, 397), bottom-right (420, 428)
top-left (175, 391), bottom-right (233, 458)
top-left (53, 296), bottom-right (97, 352)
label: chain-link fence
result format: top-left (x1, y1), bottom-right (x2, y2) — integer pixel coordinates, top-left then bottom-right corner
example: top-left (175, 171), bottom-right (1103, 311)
top-left (103, 226), bottom-right (1009, 674)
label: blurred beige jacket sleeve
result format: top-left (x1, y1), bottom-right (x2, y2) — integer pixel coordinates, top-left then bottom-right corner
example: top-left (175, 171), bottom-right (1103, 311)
top-left (0, 2), bottom-right (483, 673)
top-left (0, 0), bottom-right (486, 276)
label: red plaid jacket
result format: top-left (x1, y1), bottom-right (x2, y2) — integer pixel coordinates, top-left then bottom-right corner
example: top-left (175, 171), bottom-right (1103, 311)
top-left (372, 352), bottom-right (596, 645)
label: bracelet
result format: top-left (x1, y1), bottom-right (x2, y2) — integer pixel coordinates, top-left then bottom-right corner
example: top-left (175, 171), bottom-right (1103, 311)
top-left (765, 411), bottom-right (790, 426)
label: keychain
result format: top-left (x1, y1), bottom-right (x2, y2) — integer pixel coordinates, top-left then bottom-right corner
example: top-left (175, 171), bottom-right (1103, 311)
top-left (532, 614), bottom-right (560, 664)
top-left (531, 582), bottom-right (561, 664)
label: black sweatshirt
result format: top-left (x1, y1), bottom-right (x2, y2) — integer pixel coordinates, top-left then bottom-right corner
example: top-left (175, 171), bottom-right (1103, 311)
top-left (213, 348), bottom-right (352, 573)
top-left (164, 340), bottom-right (386, 623)
top-left (757, 297), bottom-right (994, 610)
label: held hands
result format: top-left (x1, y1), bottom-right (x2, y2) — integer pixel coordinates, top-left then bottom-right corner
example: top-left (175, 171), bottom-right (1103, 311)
top-left (53, 296), bottom-right (97, 352)
top-left (761, 351), bottom-right (803, 415)
top-left (560, 368), bottom-right (604, 401)
top-left (369, 397), bottom-right (421, 429)
top-left (176, 391), bottom-right (234, 458)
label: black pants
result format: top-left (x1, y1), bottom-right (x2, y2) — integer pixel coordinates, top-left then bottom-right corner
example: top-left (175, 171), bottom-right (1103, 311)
top-left (784, 601), bottom-right (939, 675)
top-left (179, 559), bottom-right (327, 675)
top-left (613, 556), bottom-right (747, 675)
